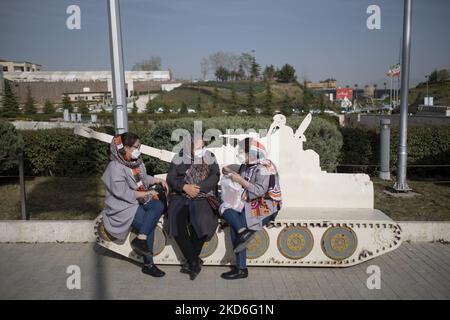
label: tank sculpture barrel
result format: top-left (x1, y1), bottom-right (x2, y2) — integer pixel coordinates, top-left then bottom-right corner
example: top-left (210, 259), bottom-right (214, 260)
top-left (74, 125), bottom-right (175, 163)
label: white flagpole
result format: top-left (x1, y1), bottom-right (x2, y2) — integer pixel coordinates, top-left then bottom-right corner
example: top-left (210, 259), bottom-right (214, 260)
top-left (389, 74), bottom-right (393, 107)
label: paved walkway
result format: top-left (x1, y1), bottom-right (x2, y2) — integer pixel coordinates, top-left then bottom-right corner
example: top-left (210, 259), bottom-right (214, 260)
top-left (0, 242), bottom-right (449, 300)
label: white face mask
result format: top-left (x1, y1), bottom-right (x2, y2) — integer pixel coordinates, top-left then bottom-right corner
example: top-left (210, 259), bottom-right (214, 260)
top-left (131, 149), bottom-right (141, 160)
top-left (194, 148), bottom-right (206, 158)
top-left (237, 153), bottom-right (246, 164)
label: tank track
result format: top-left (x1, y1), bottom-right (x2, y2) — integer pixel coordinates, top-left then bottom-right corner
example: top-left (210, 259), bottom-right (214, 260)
top-left (94, 211), bottom-right (402, 267)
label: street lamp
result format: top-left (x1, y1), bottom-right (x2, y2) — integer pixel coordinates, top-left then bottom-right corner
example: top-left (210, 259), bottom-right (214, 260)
top-left (393, 0), bottom-right (413, 192)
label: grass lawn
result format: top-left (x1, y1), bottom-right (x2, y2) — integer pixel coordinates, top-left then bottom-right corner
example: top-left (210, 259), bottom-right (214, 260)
top-left (373, 177), bottom-right (449, 221)
top-left (0, 176), bottom-right (448, 221)
top-left (0, 177), bottom-right (104, 220)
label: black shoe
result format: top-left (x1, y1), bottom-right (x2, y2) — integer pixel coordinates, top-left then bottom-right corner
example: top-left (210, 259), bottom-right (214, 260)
top-left (180, 258), bottom-right (204, 274)
top-left (188, 260), bottom-right (201, 280)
top-left (142, 264), bottom-right (165, 277)
top-left (233, 229), bottom-right (256, 253)
top-left (131, 237), bottom-right (152, 257)
top-left (221, 268), bottom-right (248, 280)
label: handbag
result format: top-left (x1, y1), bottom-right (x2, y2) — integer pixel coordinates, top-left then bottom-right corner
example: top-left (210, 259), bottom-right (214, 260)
top-left (205, 194), bottom-right (221, 212)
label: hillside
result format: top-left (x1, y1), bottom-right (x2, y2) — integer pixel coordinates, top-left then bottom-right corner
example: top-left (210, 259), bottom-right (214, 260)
top-left (409, 80), bottom-right (450, 106)
top-left (149, 81), bottom-right (304, 111)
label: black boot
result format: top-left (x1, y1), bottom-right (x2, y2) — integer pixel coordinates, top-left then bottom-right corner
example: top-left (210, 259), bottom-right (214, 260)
top-left (188, 260), bottom-right (201, 280)
top-left (180, 258), bottom-right (204, 274)
top-left (233, 229), bottom-right (256, 253)
top-left (131, 237), bottom-right (152, 257)
top-left (221, 267), bottom-right (248, 280)
top-left (142, 264), bottom-right (165, 277)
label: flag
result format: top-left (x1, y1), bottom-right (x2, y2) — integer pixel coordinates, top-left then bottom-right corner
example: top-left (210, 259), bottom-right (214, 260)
top-left (388, 63), bottom-right (401, 77)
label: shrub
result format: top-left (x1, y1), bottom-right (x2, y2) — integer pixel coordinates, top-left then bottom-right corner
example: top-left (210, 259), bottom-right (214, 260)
top-left (0, 120), bottom-right (24, 174)
top-left (21, 127), bottom-right (114, 176)
top-left (339, 125), bottom-right (450, 177)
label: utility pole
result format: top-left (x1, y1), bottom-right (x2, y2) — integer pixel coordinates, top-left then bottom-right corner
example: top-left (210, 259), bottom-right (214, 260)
top-left (393, 0), bottom-right (413, 192)
top-left (107, 0), bottom-right (128, 134)
top-left (425, 75), bottom-right (429, 105)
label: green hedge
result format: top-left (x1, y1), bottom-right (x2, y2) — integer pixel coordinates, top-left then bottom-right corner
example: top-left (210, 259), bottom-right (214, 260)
top-left (21, 128), bottom-right (113, 176)
top-left (339, 125), bottom-right (450, 177)
top-left (3, 117), bottom-right (447, 178)
top-left (141, 115), bottom-right (343, 174)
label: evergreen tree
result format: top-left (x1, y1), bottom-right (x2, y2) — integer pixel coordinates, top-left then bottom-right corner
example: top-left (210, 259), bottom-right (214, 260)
top-left (1, 80), bottom-right (20, 117)
top-left (61, 93), bottom-right (73, 112)
top-left (237, 64), bottom-right (245, 80)
top-left (196, 93), bottom-right (202, 114)
top-left (212, 84), bottom-right (219, 109)
top-left (24, 86), bottom-right (37, 114)
top-left (180, 102), bottom-right (188, 114)
top-left (263, 65), bottom-right (276, 81)
top-left (43, 100), bottom-right (55, 114)
top-left (132, 101), bottom-right (138, 114)
top-left (282, 93), bottom-right (293, 115)
top-left (247, 79), bottom-right (255, 113)
top-left (277, 64), bottom-right (297, 83)
top-left (78, 100), bottom-right (89, 115)
top-left (263, 81), bottom-right (273, 115)
top-left (146, 99), bottom-right (155, 113)
top-left (250, 57), bottom-right (261, 80)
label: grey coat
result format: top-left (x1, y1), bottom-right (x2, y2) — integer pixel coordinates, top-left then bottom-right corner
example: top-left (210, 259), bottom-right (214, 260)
top-left (166, 150), bottom-right (220, 241)
top-left (240, 163), bottom-right (281, 231)
top-left (101, 160), bottom-right (155, 240)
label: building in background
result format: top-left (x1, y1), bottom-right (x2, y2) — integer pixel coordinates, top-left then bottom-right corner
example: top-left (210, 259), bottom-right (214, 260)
top-left (363, 85), bottom-right (375, 98)
top-left (3, 70), bottom-right (174, 105)
top-left (0, 59), bottom-right (42, 72)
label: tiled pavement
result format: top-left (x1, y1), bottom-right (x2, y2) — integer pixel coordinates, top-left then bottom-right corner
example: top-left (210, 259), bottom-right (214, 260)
top-left (0, 242), bottom-right (449, 300)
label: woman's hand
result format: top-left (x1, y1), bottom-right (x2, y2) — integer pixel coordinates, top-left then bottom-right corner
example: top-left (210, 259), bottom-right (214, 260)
top-left (183, 184), bottom-right (200, 198)
top-left (222, 166), bottom-right (235, 175)
top-left (229, 173), bottom-right (243, 184)
top-left (147, 190), bottom-right (159, 198)
top-left (229, 173), bottom-right (250, 189)
top-left (154, 177), bottom-right (169, 194)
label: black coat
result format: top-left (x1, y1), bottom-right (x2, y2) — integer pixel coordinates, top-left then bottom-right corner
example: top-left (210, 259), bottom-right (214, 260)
top-left (166, 150), bottom-right (220, 241)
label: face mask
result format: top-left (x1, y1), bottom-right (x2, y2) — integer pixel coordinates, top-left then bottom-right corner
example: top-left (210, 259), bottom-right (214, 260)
top-left (237, 153), bottom-right (246, 164)
top-left (131, 149), bottom-right (141, 160)
top-left (194, 148), bottom-right (206, 158)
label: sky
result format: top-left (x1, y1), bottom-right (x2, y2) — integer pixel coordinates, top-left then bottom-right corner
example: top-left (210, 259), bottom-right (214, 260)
top-left (0, 0), bottom-right (449, 87)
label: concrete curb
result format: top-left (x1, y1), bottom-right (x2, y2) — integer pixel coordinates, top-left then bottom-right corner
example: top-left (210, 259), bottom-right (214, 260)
top-left (0, 220), bottom-right (449, 243)
top-left (399, 221), bottom-right (450, 242)
top-left (0, 220), bottom-right (95, 243)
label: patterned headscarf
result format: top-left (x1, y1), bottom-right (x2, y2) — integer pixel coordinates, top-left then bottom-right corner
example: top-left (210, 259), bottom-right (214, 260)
top-left (110, 136), bottom-right (153, 204)
top-left (244, 138), bottom-right (278, 175)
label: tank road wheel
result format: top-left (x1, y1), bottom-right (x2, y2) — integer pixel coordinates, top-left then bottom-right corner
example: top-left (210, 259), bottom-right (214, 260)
top-left (246, 229), bottom-right (270, 259)
top-left (152, 226), bottom-right (167, 256)
top-left (199, 233), bottom-right (219, 259)
top-left (94, 216), bottom-right (116, 242)
top-left (321, 226), bottom-right (358, 261)
top-left (277, 226), bottom-right (314, 260)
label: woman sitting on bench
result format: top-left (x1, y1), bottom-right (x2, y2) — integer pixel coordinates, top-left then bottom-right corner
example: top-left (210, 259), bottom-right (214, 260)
top-left (220, 137), bottom-right (282, 280)
top-left (101, 132), bottom-right (169, 278)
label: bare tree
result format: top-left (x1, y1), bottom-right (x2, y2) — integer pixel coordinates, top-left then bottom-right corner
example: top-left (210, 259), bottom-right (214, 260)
top-left (132, 56), bottom-right (162, 71)
top-left (200, 57), bottom-right (210, 80)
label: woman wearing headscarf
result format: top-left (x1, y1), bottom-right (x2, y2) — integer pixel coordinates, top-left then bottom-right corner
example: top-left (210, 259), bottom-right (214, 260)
top-left (101, 132), bottom-right (169, 277)
top-left (166, 136), bottom-right (220, 280)
top-left (220, 137), bottom-right (282, 280)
